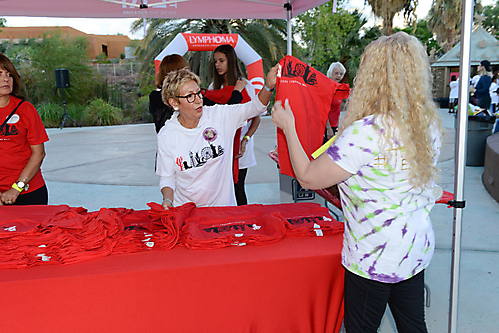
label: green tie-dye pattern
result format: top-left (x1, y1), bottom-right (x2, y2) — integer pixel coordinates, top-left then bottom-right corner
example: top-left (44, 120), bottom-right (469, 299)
top-left (353, 128), bottom-right (359, 135)
top-left (351, 196), bottom-right (369, 210)
top-left (358, 225), bottom-right (384, 241)
top-left (398, 241), bottom-right (415, 267)
top-left (371, 167), bottom-right (389, 177)
top-left (349, 184), bottom-right (364, 192)
top-left (348, 263), bottom-right (369, 278)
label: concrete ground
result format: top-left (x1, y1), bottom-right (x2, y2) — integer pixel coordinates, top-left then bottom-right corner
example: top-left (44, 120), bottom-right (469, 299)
top-left (42, 110), bottom-right (499, 333)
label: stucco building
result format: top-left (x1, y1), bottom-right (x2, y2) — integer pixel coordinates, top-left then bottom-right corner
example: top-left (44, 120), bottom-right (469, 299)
top-left (0, 26), bottom-right (133, 59)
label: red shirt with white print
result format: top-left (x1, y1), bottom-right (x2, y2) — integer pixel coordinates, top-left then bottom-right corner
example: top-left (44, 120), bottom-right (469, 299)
top-left (0, 96), bottom-right (49, 193)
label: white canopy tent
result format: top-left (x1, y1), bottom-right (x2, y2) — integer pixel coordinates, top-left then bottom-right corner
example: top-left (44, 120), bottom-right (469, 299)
top-left (0, 1), bottom-right (473, 331)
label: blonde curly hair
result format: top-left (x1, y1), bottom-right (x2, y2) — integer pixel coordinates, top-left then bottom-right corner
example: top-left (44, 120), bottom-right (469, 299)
top-left (339, 32), bottom-right (442, 189)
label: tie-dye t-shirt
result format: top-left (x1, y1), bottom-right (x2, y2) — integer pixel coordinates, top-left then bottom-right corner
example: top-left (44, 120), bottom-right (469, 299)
top-left (327, 115), bottom-right (441, 283)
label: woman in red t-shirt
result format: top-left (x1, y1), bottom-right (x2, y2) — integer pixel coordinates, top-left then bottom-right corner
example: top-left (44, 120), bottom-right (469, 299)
top-left (325, 62), bottom-right (347, 140)
top-left (0, 53), bottom-right (49, 205)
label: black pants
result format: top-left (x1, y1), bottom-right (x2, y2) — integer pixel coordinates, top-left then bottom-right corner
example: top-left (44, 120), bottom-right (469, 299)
top-left (234, 168), bottom-right (248, 206)
top-left (344, 269), bottom-right (427, 333)
top-left (13, 185), bottom-right (49, 205)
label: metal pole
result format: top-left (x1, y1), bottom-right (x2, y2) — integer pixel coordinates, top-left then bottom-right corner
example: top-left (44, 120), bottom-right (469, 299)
top-left (449, 0), bottom-right (473, 331)
top-left (285, 3), bottom-right (292, 56)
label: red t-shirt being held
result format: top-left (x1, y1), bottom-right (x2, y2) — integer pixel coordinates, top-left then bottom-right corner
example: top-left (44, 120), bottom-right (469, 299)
top-left (0, 96), bottom-right (49, 193)
top-left (275, 56), bottom-right (350, 178)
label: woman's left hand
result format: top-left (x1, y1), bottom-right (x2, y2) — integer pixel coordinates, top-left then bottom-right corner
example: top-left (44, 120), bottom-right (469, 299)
top-left (236, 138), bottom-right (248, 158)
top-left (272, 99), bottom-right (295, 133)
top-left (1, 188), bottom-right (20, 205)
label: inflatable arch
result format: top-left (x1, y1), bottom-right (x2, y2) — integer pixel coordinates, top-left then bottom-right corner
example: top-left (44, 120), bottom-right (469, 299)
top-left (154, 33), bottom-right (264, 93)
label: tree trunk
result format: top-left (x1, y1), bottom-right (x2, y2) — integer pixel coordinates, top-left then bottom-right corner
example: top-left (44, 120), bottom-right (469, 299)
top-left (383, 13), bottom-right (395, 35)
top-left (446, 28), bottom-right (454, 53)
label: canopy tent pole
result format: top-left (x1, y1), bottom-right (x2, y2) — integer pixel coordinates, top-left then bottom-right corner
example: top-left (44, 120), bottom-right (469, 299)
top-left (449, 0), bottom-right (473, 331)
top-left (285, 3), bottom-right (292, 56)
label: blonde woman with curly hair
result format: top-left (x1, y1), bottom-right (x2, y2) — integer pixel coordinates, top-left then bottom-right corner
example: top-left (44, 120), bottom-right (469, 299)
top-left (272, 32), bottom-right (442, 333)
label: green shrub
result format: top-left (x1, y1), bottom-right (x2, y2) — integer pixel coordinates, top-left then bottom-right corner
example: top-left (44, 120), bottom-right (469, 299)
top-left (130, 95), bottom-right (152, 123)
top-left (65, 104), bottom-right (86, 125)
top-left (37, 102), bottom-right (64, 128)
top-left (83, 98), bottom-right (124, 126)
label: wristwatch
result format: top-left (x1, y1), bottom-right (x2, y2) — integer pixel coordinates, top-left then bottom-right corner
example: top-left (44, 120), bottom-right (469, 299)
top-left (264, 84), bottom-right (275, 92)
top-left (12, 181), bottom-right (29, 192)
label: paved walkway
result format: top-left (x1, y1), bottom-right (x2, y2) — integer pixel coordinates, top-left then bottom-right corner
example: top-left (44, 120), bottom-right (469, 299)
top-left (43, 110), bottom-right (499, 333)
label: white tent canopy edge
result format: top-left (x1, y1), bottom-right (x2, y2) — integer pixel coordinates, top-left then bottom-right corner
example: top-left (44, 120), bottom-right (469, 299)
top-left (0, 0), bottom-right (470, 331)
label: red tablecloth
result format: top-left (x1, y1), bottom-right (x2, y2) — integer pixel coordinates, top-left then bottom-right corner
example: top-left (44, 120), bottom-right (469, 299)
top-left (0, 234), bottom-right (344, 333)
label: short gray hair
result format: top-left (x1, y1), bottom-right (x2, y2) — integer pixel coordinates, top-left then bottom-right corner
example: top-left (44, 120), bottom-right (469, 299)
top-left (326, 62), bottom-right (346, 79)
top-left (161, 68), bottom-right (201, 107)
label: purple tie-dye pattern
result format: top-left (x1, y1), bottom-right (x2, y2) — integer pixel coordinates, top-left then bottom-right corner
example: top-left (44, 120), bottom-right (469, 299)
top-left (361, 242), bottom-right (387, 263)
top-left (401, 223), bottom-right (408, 237)
top-left (411, 260), bottom-right (424, 276)
top-left (359, 208), bottom-right (385, 223)
top-left (337, 116), bottom-right (438, 284)
top-left (361, 147), bottom-right (373, 154)
top-left (398, 234), bottom-right (417, 266)
top-left (363, 117), bottom-right (374, 126)
top-left (326, 145), bottom-right (341, 162)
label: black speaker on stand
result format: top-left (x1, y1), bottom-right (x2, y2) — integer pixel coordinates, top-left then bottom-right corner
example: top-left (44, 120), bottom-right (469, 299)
top-left (55, 69), bottom-right (80, 129)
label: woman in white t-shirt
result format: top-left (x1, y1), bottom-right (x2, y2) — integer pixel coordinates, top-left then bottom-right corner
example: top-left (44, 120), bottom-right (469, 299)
top-left (448, 75), bottom-right (459, 113)
top-left (272, 32), bottom-right (442, 333)
top-left (156, 66), bottom-right (277, 209)
top-left (489, 74), bottom-right (498, 114)
top-left (209, 44), bottom-right (261, 206)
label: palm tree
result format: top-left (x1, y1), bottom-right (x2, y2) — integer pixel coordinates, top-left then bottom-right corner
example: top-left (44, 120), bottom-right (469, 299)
top-left (426, 0), bottom-right (482, 53)
top-left (131, 19), bottom-right (288, 90)
top-left (366, 0), bottom-right (417, 35)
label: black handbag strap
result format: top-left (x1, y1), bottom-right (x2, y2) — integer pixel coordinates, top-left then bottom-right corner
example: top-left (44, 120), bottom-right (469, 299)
top-left (0, 100), bottom-right (25, 134)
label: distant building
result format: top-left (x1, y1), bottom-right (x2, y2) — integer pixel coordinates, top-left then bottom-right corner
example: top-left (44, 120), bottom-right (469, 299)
top-left (431, 26), bottom-right (499, 99)
top-left (0, 26), bottom-right (135, 59)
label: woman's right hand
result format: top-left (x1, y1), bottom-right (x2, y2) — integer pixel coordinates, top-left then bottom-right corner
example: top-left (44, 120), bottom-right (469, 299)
top-left (162, 198), bottom-right (173, 210)
top-left (235, 79), bottom-right (247, 92)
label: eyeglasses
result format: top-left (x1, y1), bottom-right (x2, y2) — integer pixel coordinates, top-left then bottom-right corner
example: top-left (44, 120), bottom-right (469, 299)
top-left (176, 90), bottom-right (204, 103)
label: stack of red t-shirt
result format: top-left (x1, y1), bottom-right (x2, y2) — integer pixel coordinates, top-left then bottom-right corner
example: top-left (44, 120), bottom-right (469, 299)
top-left (264, 203), bottom-right (344, 237)
top-left (275, 55), bottom-right (350, 178)
top-left (180, 205), bottom-right (286, 249)
top-left (114, 202), bottom-right (195, 253)
top-left (0, 205), bottom-right (123, 268)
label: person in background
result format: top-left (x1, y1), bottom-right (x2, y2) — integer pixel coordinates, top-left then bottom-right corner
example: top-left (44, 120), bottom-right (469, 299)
top-left (157, 65), bottom-right (278, 209)
top-left (210, 44), bottom-right (260, 206)
top-left (448, 75), bottom-right (459, 114)
top-left (489, 74), bottom-right (498, 114)
top-left (149, 54), bottom-right (189, 134)
top-left (472, 60), bottom-right (493, 110)
top-left (0, 53), bottom-right (49, 206)
top-left (272, 32), bottom-right (442, 333)
top-left (325, 61), bottom-right (347, 140)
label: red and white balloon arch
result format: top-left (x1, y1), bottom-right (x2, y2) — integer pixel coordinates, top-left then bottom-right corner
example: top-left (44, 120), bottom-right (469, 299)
top-left (154, 33), bottom-right (264, 93)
